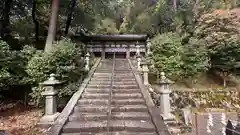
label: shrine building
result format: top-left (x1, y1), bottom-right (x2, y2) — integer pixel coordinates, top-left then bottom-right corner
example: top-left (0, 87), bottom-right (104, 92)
top-left (73, 34), bottom-right (150, 58)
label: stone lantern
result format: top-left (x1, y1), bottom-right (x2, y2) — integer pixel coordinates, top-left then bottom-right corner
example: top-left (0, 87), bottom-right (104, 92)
top-left (140, 58), bottom-right (149, 85)
top-left (153, 72), bottom-right (175, 121)
top-left (85, 52), bottom-right (90, 71)
top-left (38, 74), bottom-right (63, 126)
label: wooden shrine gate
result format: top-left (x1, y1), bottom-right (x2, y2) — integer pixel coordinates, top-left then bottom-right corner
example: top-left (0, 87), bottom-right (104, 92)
top-left (73, 34), bottom-right (149, 58)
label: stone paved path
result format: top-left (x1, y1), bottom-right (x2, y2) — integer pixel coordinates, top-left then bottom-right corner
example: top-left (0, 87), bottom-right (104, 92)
top-left (47, 58), bottom-right (169, 135)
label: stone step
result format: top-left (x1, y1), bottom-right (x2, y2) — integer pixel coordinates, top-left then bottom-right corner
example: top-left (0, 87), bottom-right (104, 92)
top-left (69, 112), bottom-right (151, 121)
top-left (112, 89), bottom-right (140, 93)
top-left (113, 76), bottom-right (134, 78)
top-left (78, 99), bottom-right (108, 105)
top-left (110, 112), bottom-right (151, 120)
top-left (85, 88), bottom-right (110, 93)
top-left (87, 81), bottom-right (137, 85)
top-left (82, 93), bottom-right (142, 99)
top-left (93, 73), bottom-right (112, 76)
top-left (62, 132), bottom-right (158, 135)
top-left (92, 76), bottom-right (112, 79)
top-left (62, 121), bottom-right (107, 133)
top-left (113, 82), bottom-right (137, 85)
top-left (112, 85), bottom-right (139, 89)
top-left (87, 85), bottom-right (138, 89)
top-left (111, 105), bottom-right (148, 112)
top-left (81, 93), bottom-right (109, 99)
top-left (113, 79), bottom-right (136, 81)
top-left (90, 78), bottom-right (111, 81)
top-left (90, 78), bottom-right (136, 81)
top-left (89, 80), bottom-right (136, 84)
top-left (78, 99), bottom-right (145, 105)
top-left (62, 120), bottom-right (156, 133)
top-left (112, 99), bottom-right (145, 105)
top-left (113, 74), bottom-right (134, 76)
top-left (85, 88), bottom-right (140, 94)
top-left (69, 113), bottom-right (107, 121)
top-left (112, 93), bottom-right (143, 99)
top-left (87, 85), bottom-right (111, 89)
top-left (114, 73), bottom-right (133, 75)
top-left (74, 105), bottom-right (148, 112)
top-left (74, 105), bottom-right (108, 112)
top-left (92, 74), bottom-right (134, 77)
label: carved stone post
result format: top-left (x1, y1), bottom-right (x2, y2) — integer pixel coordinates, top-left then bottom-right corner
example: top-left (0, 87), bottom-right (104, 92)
top-left (154, 72), bottom-right (175, 120)
top-left (140, 59), bottom-right (149, 85)
top-left (126, 45), bottom-right (130, 58)
top-left (101, 44), bottom-right (105, 59)
top-left (85, 52), bottom-right (90, 71)
top-left (136, 54), bottom-right (142, 71)
top-left (136, 43), bottom-right (140, 57)
top-left (38, 74), bottom-right (62, 126)
top-left (146, 38), bottom-right (151, 56)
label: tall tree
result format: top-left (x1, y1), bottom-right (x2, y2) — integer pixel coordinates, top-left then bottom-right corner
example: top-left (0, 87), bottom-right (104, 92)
top-left (0, 0), bottom-right (13, 39)
top-left (45, 0), bottom-right (59, 52)
top-left (32, 0), bottom-right (39, 41)
top-left (172, 0), bottom-right (177, 11)
top-left (65, 0), bottom-right (77, 36)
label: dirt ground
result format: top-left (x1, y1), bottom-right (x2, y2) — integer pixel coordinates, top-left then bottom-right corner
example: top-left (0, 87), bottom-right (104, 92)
top-left (0, 101), bottom-right (47, 135)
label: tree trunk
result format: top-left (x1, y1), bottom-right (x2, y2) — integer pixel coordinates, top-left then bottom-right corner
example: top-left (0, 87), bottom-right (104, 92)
top-left (65, 0), bottom-right (76, 36)
top-left (0, 0), bottom-right (12, 38)
top-left (172, 0), bottom-right (177, 11)
top-left (44, 0), bottom-right (60, 53)
top-left (32, 0), bottom-right (39, 41)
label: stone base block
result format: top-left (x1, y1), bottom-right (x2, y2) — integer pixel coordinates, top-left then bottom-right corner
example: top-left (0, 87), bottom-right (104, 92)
top-left (38, 113), bottom-right (60, 128)
top-left (161, 113), bottom-right (176, 121)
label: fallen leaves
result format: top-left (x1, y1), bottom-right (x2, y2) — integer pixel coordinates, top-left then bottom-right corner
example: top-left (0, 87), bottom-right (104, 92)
top-left (0, 101), bottom-right (47, 135)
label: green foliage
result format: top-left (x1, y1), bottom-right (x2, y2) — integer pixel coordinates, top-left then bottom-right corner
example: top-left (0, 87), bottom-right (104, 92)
top-left (182, 38), bottom-right (210, 77)
top-left (150, 32), bottom-right (184, 78)
top-left (94, 18), bottom-right (119, 34)
top-left (25, 38), bottom-right (84, 105)
top-left (150, 32), bottom-right (210, 80)
top-left (194, 11), bottom-right (240, 72)
top-left (26, 38), bottom-right (82, 84)
top-left (120, 0), bottom-right (174, 35)
top-left (0, 40), bottom-right (25, 88)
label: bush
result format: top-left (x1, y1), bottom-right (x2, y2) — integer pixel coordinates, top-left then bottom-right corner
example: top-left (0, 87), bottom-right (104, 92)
top-left (150, 32), bottom-right (184, 79)
top-left (26, 38), bottom-right (84, 105)
top-left (194, 10), bottom-right (240, 75)
top-left (182, 38), bottom-right (210, 78)
top-left (150, 32), bottom-right (210, 80)
top-left (0, 40), bottom-right (25, 89)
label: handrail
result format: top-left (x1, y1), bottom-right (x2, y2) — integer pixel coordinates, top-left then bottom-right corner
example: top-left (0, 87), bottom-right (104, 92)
top-left (107, 52), bottom-right (115, 135)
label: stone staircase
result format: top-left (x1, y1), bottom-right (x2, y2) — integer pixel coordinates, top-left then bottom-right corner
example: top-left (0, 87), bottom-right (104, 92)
top-left (60, 59), bottom-right (159, 135)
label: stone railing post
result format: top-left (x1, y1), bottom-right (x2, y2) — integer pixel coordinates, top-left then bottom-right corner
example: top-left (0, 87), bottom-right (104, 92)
top-left (136, 43), bottom-right (140, 57)
top-left (136, 54), bottom-right (142, 71)
top-left (38, 74), bottom-right (62, 126)
top-left (146, 38), bottom-right (151, 56)
top-left (140, 59), bottom-right (149, 85)
top-left (154, 72), bottom-right (175, 121)
top-left (85, 52), bottom-right (90, 71)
